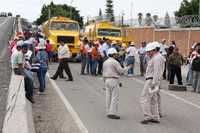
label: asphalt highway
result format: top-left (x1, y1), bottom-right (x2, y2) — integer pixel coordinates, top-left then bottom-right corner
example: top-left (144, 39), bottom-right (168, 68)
top-left (48, 62), bottom-right (200, 133)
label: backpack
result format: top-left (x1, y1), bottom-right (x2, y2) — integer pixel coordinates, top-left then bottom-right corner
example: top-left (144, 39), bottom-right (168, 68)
top-left (192, 56), bottom-right (200, 72)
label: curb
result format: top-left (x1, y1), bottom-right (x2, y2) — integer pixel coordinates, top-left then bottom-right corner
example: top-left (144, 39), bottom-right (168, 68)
top-left (2, 17), bottom-right (35, 133)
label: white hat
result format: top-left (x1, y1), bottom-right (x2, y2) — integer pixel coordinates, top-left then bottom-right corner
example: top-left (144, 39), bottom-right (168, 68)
top-left (16, 40), bottom-right (24, 47)
top-left (130, 42), bottom-right (135, 46)
top-left (152, 41), bottom-right (160, 48)
top-left (24, 40), bottom-right (31, 44)
top-left (36, 38), bottom-right (46, 49)
top-left (107, 48), bottom-right (118, 55)
top-left (145, 42), bottom-right (157, 52)
top-left (29, 37), bottom-right (36, 43)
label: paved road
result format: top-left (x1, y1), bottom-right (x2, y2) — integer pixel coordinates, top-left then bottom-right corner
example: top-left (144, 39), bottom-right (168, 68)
top-left (0, 17), bottom-right (15, 133)
top-left (48, 62), bottom-right (200, 133)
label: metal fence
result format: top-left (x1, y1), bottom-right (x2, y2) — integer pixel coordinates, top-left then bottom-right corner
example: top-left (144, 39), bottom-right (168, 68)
top-left (88, 15), bottom-right (200, 28)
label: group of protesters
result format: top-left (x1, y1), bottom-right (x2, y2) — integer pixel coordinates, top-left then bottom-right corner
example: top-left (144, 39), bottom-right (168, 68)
top-left (79, 37), bottom-right (200, 92)
top-left (79, 37), bottom-right (138, 77)
top-left (10, 31), bottom-right (53, 103)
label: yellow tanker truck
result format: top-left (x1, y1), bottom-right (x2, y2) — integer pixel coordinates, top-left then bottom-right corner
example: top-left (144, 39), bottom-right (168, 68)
top-left (84, 21), bottom-right (123, 42)
top-left (42, 16), bottom-right (80, 57)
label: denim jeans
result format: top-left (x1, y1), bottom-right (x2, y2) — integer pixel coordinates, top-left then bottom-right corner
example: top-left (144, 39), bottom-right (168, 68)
top-left (186, 64), bottom-right (193, 84)
top-left (91, 59), bottom-right (97, 75)
top-left (38, 67), bottom-right (47, 92)
top-left (126, 56), bottom-right (135, 75)
top-left (192, 71), bottom-right (200, 92)
top-left (24, 69), bottom-right (34, 97)
top-left (87, 54), bottom-right (92, 74)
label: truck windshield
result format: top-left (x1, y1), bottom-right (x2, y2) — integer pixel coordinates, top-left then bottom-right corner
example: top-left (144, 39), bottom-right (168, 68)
top-left (50, 22), bottom-right (78, 31)
top-left (97, 29), bottom-right (121, 37)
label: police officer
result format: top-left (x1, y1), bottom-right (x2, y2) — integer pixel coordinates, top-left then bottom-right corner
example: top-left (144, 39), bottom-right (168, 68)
top-left (103, 48), bottom-right (130, 119)
top-left (140, 42), bottom-right (165, 124)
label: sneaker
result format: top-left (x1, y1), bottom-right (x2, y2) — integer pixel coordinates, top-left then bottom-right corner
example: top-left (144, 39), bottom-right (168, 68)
top-left (127, 74), bottom-right (133, 77)
top-left (149, 119), bottom-right (160, 123)
top-left (26, 95), bottom-right (35, 103)
top-left (140, 119), bottom-right (150, 124)
top-left (50, 76), bottom-right (57, 80)
top-left (38, 92), bottom-right (45, 95)
top-left (107, 115), bottom-right (120, 119)
top-left (66, 79), bottom-right (73, 81)
top-left (59, 76), bottom-right (66, 79)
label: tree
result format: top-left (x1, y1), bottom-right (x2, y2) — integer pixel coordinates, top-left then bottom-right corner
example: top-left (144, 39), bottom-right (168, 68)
top-left (138, 13), bottom-right (143, 26)
top-left (99, 8), bottom-right (102, 16)
top-left (145, 13), bottom-right (152, 26)
top-left (98, 8), bottom-right (103, 20)
top-left (175, 0), bottom-right (199, 17)
top-left (36, 1), bottom-right (83, 28)
top-left (105, 0), bottom-right (115, 22)
top-left (164, 12), bottom-right (171, 28)
top-left (153, 15), bottom-right (158, 22)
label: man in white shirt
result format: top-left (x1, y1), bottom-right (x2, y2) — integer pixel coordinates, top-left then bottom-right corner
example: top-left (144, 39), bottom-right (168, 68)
top-left (51, 40), bottom-right (73, 81)
top-left (125, 42), bottom-right (138, 76)
top-left (138, 41), bottom-right (147, 76)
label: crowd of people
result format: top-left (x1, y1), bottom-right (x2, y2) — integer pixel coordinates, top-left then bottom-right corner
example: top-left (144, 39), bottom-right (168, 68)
top-left (10, 31), bottom-right (52, 103)
top-left (79, 38), bottom-right (138, 77)
top-left (9, 29), bottom-right (200, 124)
top-left (78, 37), bottom-right (200, 123)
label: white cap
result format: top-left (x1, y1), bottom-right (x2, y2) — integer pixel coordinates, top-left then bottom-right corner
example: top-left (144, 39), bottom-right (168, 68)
top-left (107, 48), bottom-right (118, 55)
top-left (24, 40), bottom-right (31, 44)
top-left (152, 41), bottom-right (160, 48)
top-left (16, 40), bottom-right (24, 47)
top-left (145, 42), bottom-right (157, 52)
top-left (130, 42), bottom-right (135, 46)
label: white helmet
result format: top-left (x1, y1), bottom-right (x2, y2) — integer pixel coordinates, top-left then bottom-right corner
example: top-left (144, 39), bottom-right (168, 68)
top-left (152, 41), bottom-right (160, 48)
top-left (145, 42), bottom-right (157, 52)
top-left (107, 48), bottom-right (118, 55)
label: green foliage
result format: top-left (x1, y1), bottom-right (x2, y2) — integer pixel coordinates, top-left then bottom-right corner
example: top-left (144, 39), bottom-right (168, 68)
top-left (175, 0), bottom-right (199, 16)
top-left (105, 0), bottom-right (115, 22)
top-left (36, 1), bottom-right (83, 28)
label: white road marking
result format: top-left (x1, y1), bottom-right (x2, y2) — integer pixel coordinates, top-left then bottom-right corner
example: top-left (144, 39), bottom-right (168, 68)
top-left (47, 73), bottom-right (89, 133)
top-left (132, 77), bottom-right (200, 110)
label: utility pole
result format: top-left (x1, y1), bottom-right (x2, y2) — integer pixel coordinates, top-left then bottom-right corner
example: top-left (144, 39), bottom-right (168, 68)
top-left (130, 1), bottom-right (133, 26)
top-left (48, 7), bottom-right (51, 20)
top-left (199, 0), bottom-right (200, 16)
top-left (48, 5), bottom-right (51, 29)
top-left (70, 0), bottom-right (74, 19)
top-left (122, 10), bottom-right (125, 26)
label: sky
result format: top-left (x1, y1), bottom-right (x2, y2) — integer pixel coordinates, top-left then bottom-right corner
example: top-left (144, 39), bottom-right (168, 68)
top-left (1, 0), bottom-right (183, 22)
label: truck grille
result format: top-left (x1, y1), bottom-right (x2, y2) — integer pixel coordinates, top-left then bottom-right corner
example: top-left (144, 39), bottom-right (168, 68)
top-left (57, 36), bottom-right (75, 44)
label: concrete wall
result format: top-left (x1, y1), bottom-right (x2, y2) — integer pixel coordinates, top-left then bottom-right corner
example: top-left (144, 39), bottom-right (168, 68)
top-left (124, 27), bottom-right (200, 56)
